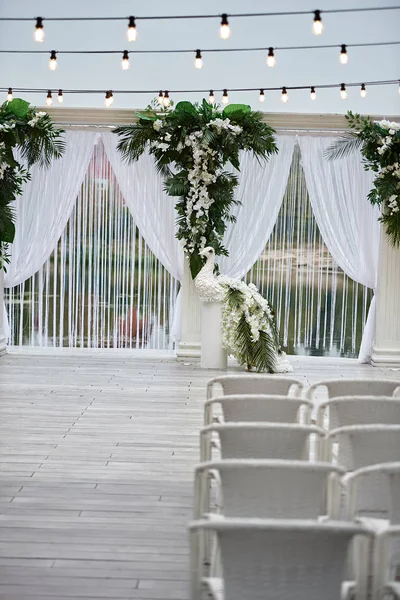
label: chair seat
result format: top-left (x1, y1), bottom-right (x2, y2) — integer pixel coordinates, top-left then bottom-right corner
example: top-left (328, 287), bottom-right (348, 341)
top-left (203, 577), bottom-right (223, 600)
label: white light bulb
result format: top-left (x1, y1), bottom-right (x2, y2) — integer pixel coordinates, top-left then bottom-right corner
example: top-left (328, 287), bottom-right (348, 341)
top-left (266, 48), bottom-right (276, 68)
top-left (208, 91), bottom-right (215, 104)
top-left (222, 90), bottom-right (229, 104)
top-left (121, 51), bottom-right (130, 70)
top-left (163, 92), bottom-right (170, 107)
top-left (109, 93), bottom-right (114, 106)
top-left (57, 90), bottom-right (63, 103)
top-left (340, 45), bottom-right (348, 64)
top-left (46, 91), bottom-right (53, 106)
top-left (7, 88), bottom-right (13, 102)
top-left (34, 18), bottom-right (44, 42)
top-left (310, 87), bottom-right (316, 100)
top-left (312, 11), bottom-right (323, 35)
top-left (158, 91), bottom-right (164, 105)
top-left (49, 51), bottom-right (57, 71)
top-left (340, 84), bottom-right (347, 100)
top-left (281, 87), bottom-right (288, 103)
top-left (259, 90), bottom-right (265, 102)
top-left (127, 17), bottom-right (137, 42)
top-left (219, 14), bottom-right (230, 39)
top-left (194, 50), bottom-right (203, 69)
top-left (360, 84), bottom-right (367, 98)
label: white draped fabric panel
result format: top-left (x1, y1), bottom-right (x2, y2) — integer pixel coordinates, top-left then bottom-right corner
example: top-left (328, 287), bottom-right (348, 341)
top-left (220, 135), bottom-right (296, 278)
top-left (297, 136), bottom-right (380, 362)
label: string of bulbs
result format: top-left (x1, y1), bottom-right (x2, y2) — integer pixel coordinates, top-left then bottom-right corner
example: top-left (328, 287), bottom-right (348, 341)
top-left (2, 40), bottom-right (400, 71)
top-left (1, 6), bottom-right (400, 43)
top-left (4, 80), bottom-right (399, 107)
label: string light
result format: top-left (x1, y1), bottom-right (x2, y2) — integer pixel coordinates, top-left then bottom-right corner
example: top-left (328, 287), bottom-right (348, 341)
top-left (109, 90), bottom-right (114, 105)
top-left (121, 50), bottom-right (130, 70)
top-left (194, 49), bottom-right (203, 69)
top-left (312, 10), bottom-right (323, 35)
top-left (310, 86), bottom-right (316, 100)
top-left (360, 83), bottom-right (367, 98)
top-left (7, 87), bottom-right (13, 102)
top-left (281, 86), bottom-right (288, 103)
top-left (163, 90), bottom-right (170, 107)
top-left (340, 44), bottom-right (348, 64)
top-left (104, 90), bottom-right (114, 107)
top-left (46, 90), bottom-right (53, 106)
top-left (127, 16), bottom-right (137, 42)
top-left (208, 89), bottom-right (215, 104)
top-left (259, 89), bottom-right (265, 102)
top-left (49, 50), bottom-right (57, 71)
top-left (340, 83), bottom-right (347, 99)
top-left (158, 90), bottom-right (164, 105)
top-left (57, 89), bottom-right (63, 103)
top-left (266, 47), bottom-right (276, 68)
top-left (220, 14), bottom-right (230, 39)
top-left (34, 17), bottom-right (44, 42)
top-left (222, 89), bottom-right (229, 104)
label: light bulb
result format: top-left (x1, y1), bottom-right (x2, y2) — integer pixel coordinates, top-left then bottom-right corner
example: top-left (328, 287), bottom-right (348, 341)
top-left (121, 50), bottom-right (130, 70)
top-left (259, 89), bottom-right (265, 102)
top-left (57, 89), bottom-right (63, 103)
top-left (158, 90), bottom-right (164, 105)
top-left (219, 14), bottom-right (230, 39)
top-left (7, 88), bottom-right (13, 102)
top-left (163, 91), bottom-right (170, 107)
top-left (222, 89), bottom-right (229, 105)
top-left (312, 10), bottom-right (323, 35)
top-left (108, 91), bottom-right (114, 106)
top-left (340, 44), bottom-right (348, 64)
top-left (34, 17), bottom-right (44, 42)
top-left (104, 91), bottom-right (111, 107)
top-left (127, 16), bottom-right (137, 42)
top-left (194, 49), bottom-right (203, 69)
top-left (208, 90), bottom-right (215, 104)
top-left (360, 83), bottom-right (367, 98)
top-left (310, 86), bottom-right (316, 100)
top-left (340, 83), bottom-right (347, 100)
top-left (49, 50), bottom-right (57, 71)
top-left (281, 87), bottom-right (288, 103)
top-left (46, 90), bottom-right (53, 106)
top-left (266, 47), bottom-right (276, 68)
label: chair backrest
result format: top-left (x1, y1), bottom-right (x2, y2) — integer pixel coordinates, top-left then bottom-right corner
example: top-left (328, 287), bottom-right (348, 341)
top-left (319, 397), bottom-right (400, 430)
top-left (346, 463), bottom-right (400, 522)
top-left (219, 395), bottom-right (312, 424)
top-left (327, 425), bottom-right (400, 471)
top-left (205, 423), bottom-right (324, 460)
top-left (212, 460), bottom-right (344, 519)
top-left (307, 379), bottom-right (400, 400)
top-left (207, 376), bottom-right (303, 399)
top-left (190, 518), bottom-right (368, 600)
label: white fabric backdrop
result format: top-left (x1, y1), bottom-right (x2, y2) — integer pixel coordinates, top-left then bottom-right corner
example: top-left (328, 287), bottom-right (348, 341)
top-left (298, 136), bottom-right (380, 362)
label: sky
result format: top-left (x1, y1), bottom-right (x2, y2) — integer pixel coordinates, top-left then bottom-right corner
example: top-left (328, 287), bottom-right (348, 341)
top-left (0, 0), bottom-right (399, 115)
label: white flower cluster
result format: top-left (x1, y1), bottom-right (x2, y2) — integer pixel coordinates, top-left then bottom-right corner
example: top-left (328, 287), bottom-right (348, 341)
top-left (27, 111), bottom-right (46, 127)
top-left (0, 141), bottom-right (7, 180)
top-left (0, 121), bottom-right (16, 132)
top-left (153, 119), bottom-right (164, 132)
top-left (378, 119), bottom-right (400, 133)
top-left (209, 118), bottom-right (243, 135)
top-left (221, 279), bottom-right (274, 357)
top-left (388, 195), bottom-right (400, 215)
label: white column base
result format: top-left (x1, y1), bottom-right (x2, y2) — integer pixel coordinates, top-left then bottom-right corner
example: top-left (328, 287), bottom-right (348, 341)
top-left (176, 258), bottom-right (201, 361)
top-left (371, 348), bottom-right (400, 368)
top-left (200, 302), bottom-right (227, 370)
top-left (0, 270), bottom-right (6, 357)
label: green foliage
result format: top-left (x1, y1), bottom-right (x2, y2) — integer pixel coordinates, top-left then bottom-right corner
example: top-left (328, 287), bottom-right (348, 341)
top-left (114, 98), bottom-right (278, 278)
top-left (0, 98), bottom-right (65, 270)
top-left (327, 111), bottom-right (400, 246)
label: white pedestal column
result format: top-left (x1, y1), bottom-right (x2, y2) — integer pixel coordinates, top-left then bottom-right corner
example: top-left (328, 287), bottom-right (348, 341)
top-left (200, 302), bottom-right (227, 369)
top-left (371, 231), bottom-right (400, 366)
top-left (0, 270), bottom-right (7, 357)
top-left (176, 259), bottom-right (201, 360)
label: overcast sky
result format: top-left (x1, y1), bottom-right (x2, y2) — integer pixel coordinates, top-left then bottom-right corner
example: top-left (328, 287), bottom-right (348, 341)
top-left (1, 0), bottom-right (399, 115)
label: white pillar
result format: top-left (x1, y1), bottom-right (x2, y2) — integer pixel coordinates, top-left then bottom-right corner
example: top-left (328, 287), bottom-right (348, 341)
top-left (201, 302), bottom-right (227, 369)
top-left (0, 270), bottom-right (7, 356)
top-left (371, 231), bottom-right (400, 366)
top-left (176, 258), bottom-right (201, 360)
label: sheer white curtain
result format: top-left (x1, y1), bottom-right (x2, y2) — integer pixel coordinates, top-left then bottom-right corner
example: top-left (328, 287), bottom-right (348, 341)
top-left (5, 130), bottom-right (99, 288)
top-left (220, 135), bottom-right (296, 277)
top-left (101, 132), bottom-right (184, 283)
top-left (298, 135), bottom-right (380, 362)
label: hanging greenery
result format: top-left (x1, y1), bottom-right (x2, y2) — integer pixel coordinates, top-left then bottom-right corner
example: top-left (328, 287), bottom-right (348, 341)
top-left (0, 98), bottom-right (65, 270)
top-left (114, 98), bottom-right (278, 278)
top-left (326, 111), bottom-right (400, 245)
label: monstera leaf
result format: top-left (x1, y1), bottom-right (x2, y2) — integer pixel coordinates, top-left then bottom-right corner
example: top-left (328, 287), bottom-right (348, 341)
top-left (6, 98), bottom-right (30, 119)
top-left (174, 101), bottom-right (197, 116)
top-left (135, 110), bottom-right (158, 121)
top-left (222, 104), bottom-right (251, 118)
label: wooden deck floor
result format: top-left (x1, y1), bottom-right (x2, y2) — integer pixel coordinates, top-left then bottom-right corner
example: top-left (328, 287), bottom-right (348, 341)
top-left (0, 349), bottom-right (399, 600)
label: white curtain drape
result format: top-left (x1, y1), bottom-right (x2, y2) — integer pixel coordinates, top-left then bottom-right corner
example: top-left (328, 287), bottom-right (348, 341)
top-left (101, 132), bottom-right (184, 283)
top-left (220, 135), bottom-right (296, 278)
top-left (298, 135), bottom-right (380, 362)
top-left (5, 130), bottom-right (99, 288)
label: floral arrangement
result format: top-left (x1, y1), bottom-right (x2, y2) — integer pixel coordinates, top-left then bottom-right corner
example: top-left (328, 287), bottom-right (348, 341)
top-left (114, 98), bottom-right (277, 278)
top-left (221, 278), bottom-right (281, 372)
top-left (327, 111), bottom-right (400, 245)
top-left (0, 98), bottom-right (65, 270)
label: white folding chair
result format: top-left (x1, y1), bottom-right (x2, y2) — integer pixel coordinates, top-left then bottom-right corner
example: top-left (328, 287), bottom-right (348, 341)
top-left (306, 379), bottom-right (400, 401)
top-left (202, 395), bottom-right (313, 460)
top-left (374, 526), bottom-right (400, 600)
top-left (189, 518), bottom-right (373, 600)
top-left (200, 422), bottom-right (325, 463)
top-left (317, 396), bottom-right (400, 430)
top-left (207, 375), bottom-right (304, 400)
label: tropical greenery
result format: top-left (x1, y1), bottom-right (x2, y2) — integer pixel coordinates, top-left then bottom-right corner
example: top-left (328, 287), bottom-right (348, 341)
top-left (114, 98), bottom-right (278, 278)
top-left (0, 98), bottom-right (65, 270)
top-left (326, 111), bottom-right (400, 245)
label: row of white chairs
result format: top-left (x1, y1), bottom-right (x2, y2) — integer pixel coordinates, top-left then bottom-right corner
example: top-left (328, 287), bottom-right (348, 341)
top-left (190, 375), bottom-right (400, 600)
